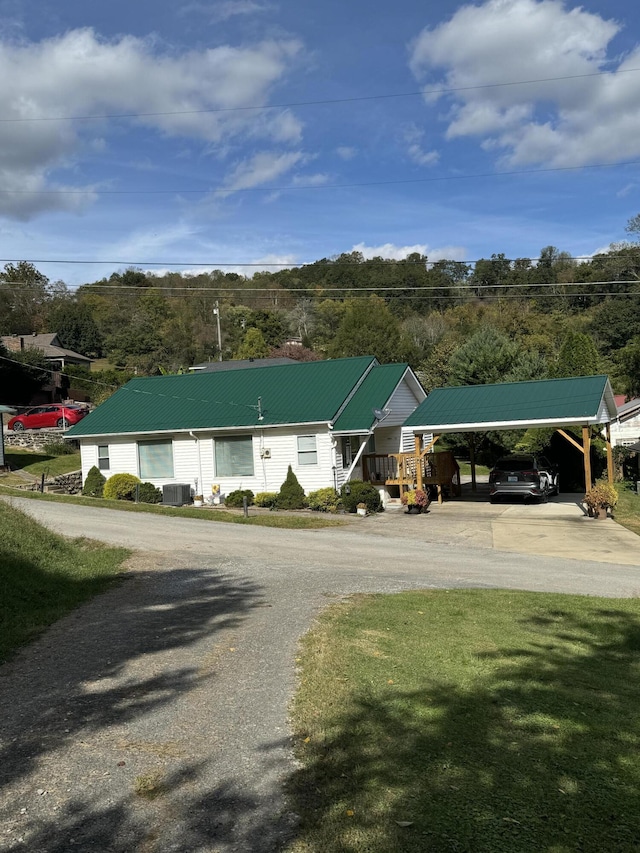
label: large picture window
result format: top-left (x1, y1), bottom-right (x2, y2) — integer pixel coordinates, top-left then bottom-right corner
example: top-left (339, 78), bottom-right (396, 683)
top-left (297, 435), bottom-right (318, 466)
top-left (215, 436), bottom-right (254, 477)
top-left (138, 440), bottom-right (174, 479)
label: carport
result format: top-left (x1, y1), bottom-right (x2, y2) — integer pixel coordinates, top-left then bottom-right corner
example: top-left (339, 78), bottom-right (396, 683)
top-left (403, 375), bottom-right (618, 497)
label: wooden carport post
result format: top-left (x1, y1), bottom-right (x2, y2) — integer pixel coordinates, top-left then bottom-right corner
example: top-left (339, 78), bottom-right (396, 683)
top-left (582, 426), bottom-right (592, 491)
top-left (605, 423), bottom-right (615, 486)
top-left (556, 427), bottom-right (593, 492)
top-left (468, 432), bottom-right (477, 492)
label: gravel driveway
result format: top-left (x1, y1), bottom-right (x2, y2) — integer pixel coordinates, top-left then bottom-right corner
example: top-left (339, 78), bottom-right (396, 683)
top-left (1, 498), bottom-right (639, 853)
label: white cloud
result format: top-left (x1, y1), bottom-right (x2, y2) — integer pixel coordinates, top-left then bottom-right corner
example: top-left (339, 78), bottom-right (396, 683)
top-left (351, 242), bottom-right (467, 262)
top-left (336, 146), bottom-right (357, 160)
top-left (0, 28), bottom-right (303, 219)
top-left (179, 1), bottom-right (273, 22)
top-left (152, 253), bottom-right (298, 278)
top-left (403, 124), bottom-right (439, 167)
top-left (409, 0), bottom-right (640, 168)
top-left (221, 150), bottom-right (307, 193)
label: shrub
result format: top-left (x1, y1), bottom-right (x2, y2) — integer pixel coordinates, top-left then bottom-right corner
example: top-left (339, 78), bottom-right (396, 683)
top-left (103, 472), bottom-right (141, 501)
top-left (584, 481), bottom-right (618, 511)
top-left (82, 465), bottom-right (106, 498)
top-left (340, 480), bottom-right (382, 513)
top-left (276, 466), bottom-right (307, 509)
top-left (42, 440), bottom-right (77, 456)
top-left (137, 482), bottom-right (162, 504)
top-left (255, 491), bottom-right (278, 508)
top-left (307, 487), bottom-right (341, 512)
top-left (225, 489), bottom-right (255, 508)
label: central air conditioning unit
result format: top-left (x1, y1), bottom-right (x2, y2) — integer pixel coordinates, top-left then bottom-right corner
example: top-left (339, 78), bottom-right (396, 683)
top-left (162, 483), bottom-right (192, 506)
top-left (260, 448), bottom-right (271, 458)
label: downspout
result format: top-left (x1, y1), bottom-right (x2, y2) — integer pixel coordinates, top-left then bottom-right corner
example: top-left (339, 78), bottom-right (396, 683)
top-left (189, 431), bottom-right (203, 494)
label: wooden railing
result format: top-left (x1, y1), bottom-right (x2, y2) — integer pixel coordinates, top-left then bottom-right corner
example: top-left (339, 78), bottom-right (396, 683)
top-left (362, 451), bottom-right (461, 500)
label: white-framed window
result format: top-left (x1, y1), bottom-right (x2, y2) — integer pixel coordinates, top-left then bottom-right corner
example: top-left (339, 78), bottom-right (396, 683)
top-left (215, 436), bottom-right (254, 477)
top-left (138, 440), bottom-right (174, 479)
top-left (97, 445), bottom-right (110, 471)
top-left (297, 434), bottom-right (318, 466)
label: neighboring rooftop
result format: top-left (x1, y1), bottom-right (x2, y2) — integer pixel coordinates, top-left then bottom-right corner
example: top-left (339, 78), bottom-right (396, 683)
top-left (189, 357), bottom-right (297, 372)
top-left (1, 333), bottom-right (91, 366)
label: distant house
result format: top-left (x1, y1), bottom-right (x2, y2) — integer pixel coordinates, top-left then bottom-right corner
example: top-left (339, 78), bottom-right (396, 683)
top-left (188, 357), bottom-right (297, 373)
top-left (67, 356), bottom-right (426, 500)
top-left (1, 333), bottom-right (92, 369)
top-left (1, 333), bottom-right (92, 404)
top-left (611, 397), bottom-right (640, 448)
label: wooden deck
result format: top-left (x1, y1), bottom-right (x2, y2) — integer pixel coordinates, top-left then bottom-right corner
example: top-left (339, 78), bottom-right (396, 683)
top-left (362, 450), bottom-right (461, 502)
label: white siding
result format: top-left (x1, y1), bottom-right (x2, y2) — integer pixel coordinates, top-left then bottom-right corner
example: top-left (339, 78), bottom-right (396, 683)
top-left (374, 425), bottom-right (403, 455)
top-left (610, 414), bottom-right (640, 447)
top-left (80, 427), bottom-right (338, 497)
top-left (383, 381), bottom-right (423, 427)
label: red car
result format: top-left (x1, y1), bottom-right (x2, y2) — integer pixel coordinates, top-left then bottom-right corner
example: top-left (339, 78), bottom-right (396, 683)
top-left (8, 404), bottom-right (88, 431)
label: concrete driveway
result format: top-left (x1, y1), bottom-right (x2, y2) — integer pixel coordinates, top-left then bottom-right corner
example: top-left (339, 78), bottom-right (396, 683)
top-left (1, 496), bottom-right (639, 853)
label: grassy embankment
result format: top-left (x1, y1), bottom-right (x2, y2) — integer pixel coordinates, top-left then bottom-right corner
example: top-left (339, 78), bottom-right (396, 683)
top-left (614, 481), bottom-right (640, 536)
top-left (1, 449), bottom-right (82, 486)
top-left (0, 501), bottom-right (128, 663)
top-left (289, 589), bottom-right (640, 853)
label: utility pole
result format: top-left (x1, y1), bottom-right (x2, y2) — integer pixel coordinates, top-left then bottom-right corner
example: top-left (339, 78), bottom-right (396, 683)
top-left (213, 301), bottom-right (222, 361)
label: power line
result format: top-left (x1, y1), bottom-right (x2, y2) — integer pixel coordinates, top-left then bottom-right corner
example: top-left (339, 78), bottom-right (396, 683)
top-left (2, 67), bottom-right (639, 124)
top-left (1, 159), bottom-right (638, 196)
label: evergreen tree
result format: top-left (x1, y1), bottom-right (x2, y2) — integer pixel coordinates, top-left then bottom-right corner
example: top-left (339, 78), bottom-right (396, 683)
top-left (554, 332), bottom-right (601, 378)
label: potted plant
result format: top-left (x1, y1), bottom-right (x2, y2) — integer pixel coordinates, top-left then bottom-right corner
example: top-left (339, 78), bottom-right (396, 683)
top-left (583, 481), bottom-right (618, 519)
top-left (356, 502), bottom-right (368, 517)
top-left (401, 488), bottom-right (431, 514)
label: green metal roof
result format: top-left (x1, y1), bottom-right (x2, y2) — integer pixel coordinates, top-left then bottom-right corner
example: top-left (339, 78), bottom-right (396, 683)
top-left (67, 356), bottom-right (378, 437)
top-left (404, 375), bottom-right (617, 433)
top-left (333, 363), bottom-right (409, 432)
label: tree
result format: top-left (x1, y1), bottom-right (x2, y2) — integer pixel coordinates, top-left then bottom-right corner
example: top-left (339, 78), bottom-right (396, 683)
top-left (616, 337), bottom-right (640, 399)
top-left (0, 262), bottom-right (51, 334)
top-left (554, 332), bottom-right (601, 378)
top-left (48, 302), bottom-right (104, 357)
top-left (625, 213), bottom-right (640, 237)
top-left (446, 327), bottom-right (523, 386)
top-left (328, 296), bottom-right (411, 363)
top-left (0, 341), bottom-right (49, 405)
top-left (235, 328), bottom-right (270, 359)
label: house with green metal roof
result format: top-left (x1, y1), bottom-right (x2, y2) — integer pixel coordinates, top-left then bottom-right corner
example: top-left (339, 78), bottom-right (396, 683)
top-left (67, 356), bottom-right (425, 502)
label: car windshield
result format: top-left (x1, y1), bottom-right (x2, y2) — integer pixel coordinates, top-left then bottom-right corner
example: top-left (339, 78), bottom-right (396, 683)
top-left (495, 457), bottom-right (535, 470)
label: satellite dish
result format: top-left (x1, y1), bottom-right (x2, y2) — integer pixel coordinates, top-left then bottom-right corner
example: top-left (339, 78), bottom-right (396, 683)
top-left (372, 407), bottom-right (388, 422)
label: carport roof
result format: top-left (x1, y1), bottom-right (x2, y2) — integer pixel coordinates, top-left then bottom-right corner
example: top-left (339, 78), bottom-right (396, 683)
top-left (404, 375), bottom-right (617, 433)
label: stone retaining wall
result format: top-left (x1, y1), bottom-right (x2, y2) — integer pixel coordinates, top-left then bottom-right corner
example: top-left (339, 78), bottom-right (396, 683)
top-left (3, 429), bottom-right (78, 452)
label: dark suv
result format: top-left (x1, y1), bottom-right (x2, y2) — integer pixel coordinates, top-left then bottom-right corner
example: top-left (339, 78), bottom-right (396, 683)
top-left (489, 454), bottom-right (559, 503)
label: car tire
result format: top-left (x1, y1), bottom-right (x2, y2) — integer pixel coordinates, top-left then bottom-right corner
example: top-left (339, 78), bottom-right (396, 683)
top-left (553, 476), bottom-right (560, 496)
top-left (56, 418), bottom-right (65, 428)
top-left (12, 421), bottom-right (25, 431)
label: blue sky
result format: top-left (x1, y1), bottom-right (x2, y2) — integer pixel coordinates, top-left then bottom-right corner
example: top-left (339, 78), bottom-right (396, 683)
top-left (1, 0), bottom-right (639, 287)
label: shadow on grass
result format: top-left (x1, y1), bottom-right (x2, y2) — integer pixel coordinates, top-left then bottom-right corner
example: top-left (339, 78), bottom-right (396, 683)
top-left (288, 607), bottom-right (640, 853)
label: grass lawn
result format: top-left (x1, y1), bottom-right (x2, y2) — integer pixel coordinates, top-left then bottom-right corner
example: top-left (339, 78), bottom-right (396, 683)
top-left (1, 449), bottom-right (81, 486)
top-left (0, 501), bottom-right (129, 664)
top-left (457, 461), bottom-right (491, 477)
top-left (289, 589), bottom-right (640, 853)
top-left (613, 481), bottom-right (640, 537)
